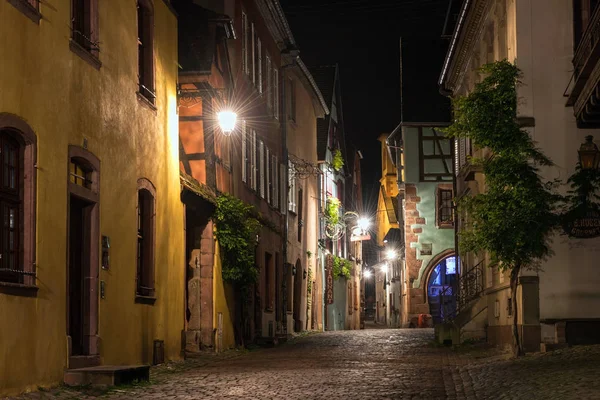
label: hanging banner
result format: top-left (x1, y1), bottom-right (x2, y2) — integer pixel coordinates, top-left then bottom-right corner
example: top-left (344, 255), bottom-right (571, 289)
top-left (326, 255), bottom-right (334, 304)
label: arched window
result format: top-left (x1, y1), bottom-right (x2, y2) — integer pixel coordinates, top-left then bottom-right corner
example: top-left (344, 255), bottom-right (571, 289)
top-left (0, 115), bottom-right (37, 290)
top-left (136, 178), bottom-right (156, 300)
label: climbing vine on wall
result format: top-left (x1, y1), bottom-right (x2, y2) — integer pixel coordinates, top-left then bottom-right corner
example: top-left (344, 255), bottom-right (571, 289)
top-left (332, 255), bottom-right (352, 280)
top-left (332, 149), bottom-right (344, 172)
top-left (213, 193), bottom-right (261, 287)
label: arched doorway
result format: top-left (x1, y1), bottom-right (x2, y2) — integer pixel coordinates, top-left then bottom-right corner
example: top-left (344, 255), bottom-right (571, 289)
top-left (293, 259), bottom-right (303, 332)
top-left (426, 254), bottom-right (457, 324)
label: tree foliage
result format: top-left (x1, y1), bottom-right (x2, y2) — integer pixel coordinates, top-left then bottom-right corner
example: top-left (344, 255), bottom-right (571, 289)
top-left (446, 60), bottom-right (560, 272)
top-left (213, 193), bottom-right (261, 287)
top-left (446, 61), bottom-right (562, 356)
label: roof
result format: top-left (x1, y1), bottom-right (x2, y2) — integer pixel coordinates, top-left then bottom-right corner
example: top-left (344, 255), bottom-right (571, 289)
top-left (316, 118), bottom-right (329, 161)
top-left (174, 1), bottom-right (223, 74)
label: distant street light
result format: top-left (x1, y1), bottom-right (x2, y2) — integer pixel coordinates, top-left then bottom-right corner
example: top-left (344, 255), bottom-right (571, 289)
top-left (386, 249), bottom-right (397, 260)
top-left (363, 270), bottom-right (372, 279)
top-left (217, 110), bottom-right (237, 135)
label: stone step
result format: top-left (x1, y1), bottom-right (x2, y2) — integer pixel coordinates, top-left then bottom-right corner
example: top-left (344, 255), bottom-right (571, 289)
top-left (64, 365), bottom-right (150, 387)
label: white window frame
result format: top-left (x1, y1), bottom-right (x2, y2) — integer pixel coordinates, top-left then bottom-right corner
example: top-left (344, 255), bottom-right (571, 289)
top-left (241, 120), bottom-right (247, 183)
top-left (266, 55), bottom-right (272, 113)
top-left (251, 23), bottom-right (256, 85)
top-left (257, 38), bottom-right (263, 94)
top-left (273, 68), bottom-right (279, 119)
top-left (273, 154), bottom-right (278, 208)
top-left (266, 148), bottom-right (271, 203)
top-left (242, 12), bottom-right (248, 76)
top-left (288, 160), bottom-right (297, 213)
top-left (259, 141), bottom-right (265, 198)
top-left (252, 130), bottom-right (257, 191)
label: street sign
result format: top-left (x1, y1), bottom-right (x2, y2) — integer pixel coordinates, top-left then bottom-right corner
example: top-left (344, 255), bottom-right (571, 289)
top-left (326, 255), bottom-right (334, 304)
top-left (563, 208), bottom-right (600, 238)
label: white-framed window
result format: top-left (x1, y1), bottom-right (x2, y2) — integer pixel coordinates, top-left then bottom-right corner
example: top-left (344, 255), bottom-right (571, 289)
top-left (257, 38), bottom-right (263, 94)
top-left (251, 23), bottom-right (256, 85)
top-left (241, 120), bottom-right (247, 183)
top-left (251, 130), bottom-right (257, 191)
top-left (266, 148), bottom-right (271, 203)
top-left (288, 160), bottom-right (297, 213)
top-left (259, 141), bottom-right (265, 198)
top-left (273, 68), bottom-right (279, 119)
top-left (242, 12), bottom-right (248, 76)
top-left (272, 154), bottom-right (279, 208)
top-left (266, 55), bottom-right (272, 113)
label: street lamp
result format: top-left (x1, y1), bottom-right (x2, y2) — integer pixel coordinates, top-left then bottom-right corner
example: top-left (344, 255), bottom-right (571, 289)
top-left (363, 269), bottom-right (372, 279)
top-left (386, 249), bottom-right (397, 260)
top-left (578, 135), bottom-right (600, 170)
top-left (357, 217), bottom-right (370, 233)
top-left (217, 110), bottom-right (237, 135)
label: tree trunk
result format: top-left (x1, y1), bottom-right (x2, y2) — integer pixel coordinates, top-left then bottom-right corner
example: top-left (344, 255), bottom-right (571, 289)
top-left (510, 264), bottom-right (524, 357)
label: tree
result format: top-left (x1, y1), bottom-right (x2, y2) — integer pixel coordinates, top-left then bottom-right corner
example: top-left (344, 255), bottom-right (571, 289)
top-left (446, 61), bottom-right (561, 356)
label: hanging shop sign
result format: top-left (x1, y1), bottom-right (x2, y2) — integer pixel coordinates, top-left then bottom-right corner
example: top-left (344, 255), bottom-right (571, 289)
top-left (326, 255), bottom-right (334, 304)
top-left (563, 209), bottom-right (600, 238)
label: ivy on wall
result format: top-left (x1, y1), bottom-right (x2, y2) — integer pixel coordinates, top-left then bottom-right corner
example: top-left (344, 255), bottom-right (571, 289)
top-left (213, 193), bottom-right (261, 287)
top-left (332, 255), bottom-right (352, 280)
top-left (332, 149), bottom-right (344, 172)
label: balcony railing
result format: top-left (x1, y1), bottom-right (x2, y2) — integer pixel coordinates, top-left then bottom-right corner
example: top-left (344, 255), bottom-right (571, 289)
top-left (440, 259), bottom-right (485, 323)
top-left (567, 6), bottom-right (600, 126)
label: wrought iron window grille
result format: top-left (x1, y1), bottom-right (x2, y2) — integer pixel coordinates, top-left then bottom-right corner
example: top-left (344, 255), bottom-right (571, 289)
top-left (71, 26), bottom-right (101, 53)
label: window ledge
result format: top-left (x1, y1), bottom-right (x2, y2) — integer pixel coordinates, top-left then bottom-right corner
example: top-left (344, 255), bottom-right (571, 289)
top-left (136, 92), bottom-right (157, 112)
top-left (135, 294), bottom-right (157, 305)
top-left (69, 40), bottom-right (101, 70)
top-left (0, 281), bottom-right (39, 297)
top-left (7, 0), bottom-right (41, 24)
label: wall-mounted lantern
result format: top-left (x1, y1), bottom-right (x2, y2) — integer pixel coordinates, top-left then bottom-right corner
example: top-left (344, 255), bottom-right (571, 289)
top-left (578, 135), bottom-right (600, 170)
top-left (217, 110), bottom-right (237, 136)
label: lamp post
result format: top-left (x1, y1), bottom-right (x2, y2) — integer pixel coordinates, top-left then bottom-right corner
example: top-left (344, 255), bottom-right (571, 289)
top-left (578, 135), bottom-right (600, 170)
top-left (217, 110), bottom-right (237, 136)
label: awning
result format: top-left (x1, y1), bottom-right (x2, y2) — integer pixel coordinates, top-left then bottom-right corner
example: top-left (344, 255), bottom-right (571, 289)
top-left (180, 172), bottom-right (217, 206)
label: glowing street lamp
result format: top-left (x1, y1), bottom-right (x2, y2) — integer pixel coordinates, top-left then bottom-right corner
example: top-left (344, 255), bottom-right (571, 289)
top-left (578, 135), bottom-right (600, 170)
top-left (217, 110), bottom-right (237, 135)
top-left (357, 217), bottom-right (370, 233)
top-left (386, 249), bottom-right (397, 260)
top-left (363, 269), bottom-right (372, 279)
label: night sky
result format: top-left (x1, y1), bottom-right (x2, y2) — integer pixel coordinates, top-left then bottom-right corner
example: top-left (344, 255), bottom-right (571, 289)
top-left (280, 0), bottom-right (451, 212)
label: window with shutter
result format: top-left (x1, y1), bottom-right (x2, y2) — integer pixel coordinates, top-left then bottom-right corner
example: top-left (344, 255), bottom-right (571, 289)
top-left (266, 55), bottom-right (272, 114)
top-left (242, 12), bottom-right (248, 76)
top-left (288, 161), bottom-right (297, 213)
top-left (266, 148), bottom-right (271, 203)
top-left (252, 130), bottom-right (257, 191)
top-left (273, 68), bottom-right (279, 119)
top-left (273, 156), bottom-right (279, 209)
top-left (259, 141), bottom-right (265, 198)
top-left (251, 23), bottom-right (256, 85)
top-left (257, 38), bottom-right (263, 93)
top-left (241, 120), bottom-right (247, 183)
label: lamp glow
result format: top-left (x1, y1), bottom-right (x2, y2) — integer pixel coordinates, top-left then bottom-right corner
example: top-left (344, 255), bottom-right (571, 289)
top-left (217, 110), bottom-right (237, 135)
top-left (357, 217), bottom-right (370, 232)
top-left (386, 249), bottom-right (397, 260)
top-left (363, 270), bottom-right (372, 279)
top-left (578, 135), bottom-right (600, 170)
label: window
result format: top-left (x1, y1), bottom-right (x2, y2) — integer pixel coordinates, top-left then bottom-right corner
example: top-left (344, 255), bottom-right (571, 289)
top-left (266, 148), bottom-right (271, 203)
top-left (137, 0), bottom-right (155, 103)
top-left (241, 12), bottom-right (248, 75)
top-left (437, 188), bottom-right (454, 228)
top-left (288, 161), bottom-right (297, 213)
top-left (251, 130), bottom-right (257, 191)
top-left (0, 122), bottom-right (36, 289)
top-left (7, 0), bottom-right (41, 23)
top-left (136, 180), bottom-right (156, 298)
top-left (242, 120), bottom-right (248, 183)
top-left (273, 68), bottom-right (279, 119)
top-left (265, 252), bottom-right (274, 311)
top-left (69, 159), bottom-right (92, 189)
top-left (297, 189), bottom-right (303, 242)
top-left (288, 78), bottom-right (296, 121)
top-left (272, 154), bottom-right (279, 209)
top-left (259, 141), bottom-right (265, 198)
top-left (71, 0), bottom-right (99, 52)
top-left (574, 0), bottom-right (600, 49)
top-left (257, 38), bottom-right (263, 93)
top-left (251, 23), bottom-right (256, 86)
top-left (0, 133), bottom-right (22, 284)
top-left (266, 55), bottom-right (272, 113)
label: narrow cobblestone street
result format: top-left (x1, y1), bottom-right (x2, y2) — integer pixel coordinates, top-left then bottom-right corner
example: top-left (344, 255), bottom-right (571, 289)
top-left (7, 328), bottom-right (600, 400)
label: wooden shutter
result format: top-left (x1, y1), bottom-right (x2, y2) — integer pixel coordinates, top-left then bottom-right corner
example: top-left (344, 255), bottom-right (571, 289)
top-left (241, 120), bottom-right (247, 183)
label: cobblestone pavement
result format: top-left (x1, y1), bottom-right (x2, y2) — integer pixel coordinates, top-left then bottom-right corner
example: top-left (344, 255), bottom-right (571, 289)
top-left (6, 329), bottom-right (600, 399)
